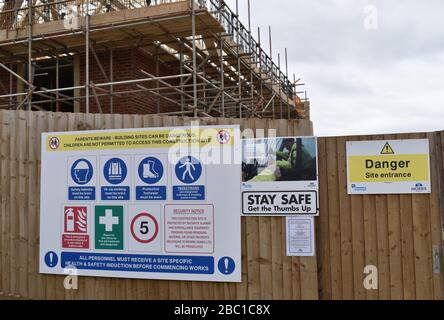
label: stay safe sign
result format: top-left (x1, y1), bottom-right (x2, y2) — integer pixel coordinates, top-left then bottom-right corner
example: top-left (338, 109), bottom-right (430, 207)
top-left (241, 137), bottom-right (319, 216)
top-left (40, 125), bottom-right (241, 282)
top-left (346, 139), bottom-right (431, 194)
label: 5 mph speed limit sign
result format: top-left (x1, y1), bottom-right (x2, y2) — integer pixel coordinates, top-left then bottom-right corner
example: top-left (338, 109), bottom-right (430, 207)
top-left (128, 205), bottom-right (161, 252)
top-left (131, 213), bottom-right (159, 243)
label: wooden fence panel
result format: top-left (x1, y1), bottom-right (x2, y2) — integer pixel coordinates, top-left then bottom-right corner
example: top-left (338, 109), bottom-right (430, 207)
top-left (316, 137), bottom-right (331, 299)
top-left (428, 132), bottom-right (444, 300)
top-left (316, 132), bottom-right (444, 300)
top-left (0, 110), bottom-right (443, 300)
top-left (0, 110), bottom-right (316, 300)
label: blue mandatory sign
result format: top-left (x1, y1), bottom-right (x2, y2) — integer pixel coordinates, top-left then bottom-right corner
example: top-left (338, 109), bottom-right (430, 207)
top-left (103, 158), bottom-right (127, 185)
top-left (217, 257), bottom-right (235, 275)
top-left (175, 156), bottom-right (202, 184)
top-left (138, 157), bottom-right (164, 184)
top-left (71, 159), bottom-right (93, 185)
top-left (44, 251), bottom-right (58, 268)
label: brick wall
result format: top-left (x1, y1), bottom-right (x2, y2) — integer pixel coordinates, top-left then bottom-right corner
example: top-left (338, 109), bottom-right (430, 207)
top-left (0, 49), bottom-right (183, 113)
top-left (78, 47), bottom-right (182, 115)
top-left (0, 48), bottom-right (193, 114)
top-left (0, 64), bottom-right (18, 109)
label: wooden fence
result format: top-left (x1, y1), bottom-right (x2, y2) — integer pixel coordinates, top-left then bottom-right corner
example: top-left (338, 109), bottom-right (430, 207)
top-left (316, 132), bottom-right (444, 300)
top-left (0, 110), bottom-right (443, 300)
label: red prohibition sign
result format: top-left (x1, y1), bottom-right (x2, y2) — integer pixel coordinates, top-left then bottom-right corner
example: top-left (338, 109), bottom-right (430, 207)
top-left (130, 212), bottom-right (159, 244)
top-left (49, 137), bottom-right (60, 150)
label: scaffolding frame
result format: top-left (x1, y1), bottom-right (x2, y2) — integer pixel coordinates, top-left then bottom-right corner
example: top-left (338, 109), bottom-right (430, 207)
top-left (0, 0), bottom-right (309, 119)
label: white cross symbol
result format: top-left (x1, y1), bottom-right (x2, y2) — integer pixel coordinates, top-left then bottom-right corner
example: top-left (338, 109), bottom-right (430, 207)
top-left (99, 209), bottom-right (119, 232)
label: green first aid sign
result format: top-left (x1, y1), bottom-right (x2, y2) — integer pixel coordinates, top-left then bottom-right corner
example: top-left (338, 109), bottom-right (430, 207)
top-left (95, 206), bottom-right (124, 250)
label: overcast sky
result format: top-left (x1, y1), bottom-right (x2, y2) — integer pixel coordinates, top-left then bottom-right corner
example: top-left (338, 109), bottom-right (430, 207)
top-left (225, 0), bottom-right (444, 136)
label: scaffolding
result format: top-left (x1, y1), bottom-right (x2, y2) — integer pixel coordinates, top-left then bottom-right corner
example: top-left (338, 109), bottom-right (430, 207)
top-left (0, 0), bottom-right (309, 119)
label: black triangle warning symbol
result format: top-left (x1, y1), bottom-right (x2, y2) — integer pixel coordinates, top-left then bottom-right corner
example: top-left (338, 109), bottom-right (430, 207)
top-left (381, 142), bottom-right (395, 155)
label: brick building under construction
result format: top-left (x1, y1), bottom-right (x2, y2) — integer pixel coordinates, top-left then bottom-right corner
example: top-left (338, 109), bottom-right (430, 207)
top-left (0, 0), bottom-right (309, 119)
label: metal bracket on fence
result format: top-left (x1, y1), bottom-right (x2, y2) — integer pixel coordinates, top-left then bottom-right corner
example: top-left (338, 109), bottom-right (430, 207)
top-left (433, 245), bottom-right (441, 274)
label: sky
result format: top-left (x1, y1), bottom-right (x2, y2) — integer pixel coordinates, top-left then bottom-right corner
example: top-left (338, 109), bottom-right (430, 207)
top-left (224, 0), bottom-right (444, 136)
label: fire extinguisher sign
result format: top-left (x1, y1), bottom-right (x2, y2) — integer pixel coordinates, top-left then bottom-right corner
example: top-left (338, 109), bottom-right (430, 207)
top-left (40, 125), bottom-right (241, 282)
top-left (62, 205), bottom-right (90, 250)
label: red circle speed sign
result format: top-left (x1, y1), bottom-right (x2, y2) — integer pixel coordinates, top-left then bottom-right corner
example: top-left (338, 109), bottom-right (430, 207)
top-left (130, 212), bottom-right (159, 244)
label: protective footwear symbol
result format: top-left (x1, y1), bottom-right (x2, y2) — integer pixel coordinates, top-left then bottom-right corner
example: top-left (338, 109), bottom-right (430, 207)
top-left (143, 160), bottom-right (159, 179)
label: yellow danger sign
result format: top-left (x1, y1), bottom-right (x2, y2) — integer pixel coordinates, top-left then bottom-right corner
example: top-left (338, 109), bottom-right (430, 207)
top-left (346, 139), bottom-right (431, 194)
top-left (380, 142), bottom-right (395, 155)
top-left (348, 154), bottom-right (429, 182)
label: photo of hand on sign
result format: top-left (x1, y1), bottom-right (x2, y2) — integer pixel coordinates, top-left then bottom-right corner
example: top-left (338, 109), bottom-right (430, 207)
top-left (242, 137), bottom-right (317, 182)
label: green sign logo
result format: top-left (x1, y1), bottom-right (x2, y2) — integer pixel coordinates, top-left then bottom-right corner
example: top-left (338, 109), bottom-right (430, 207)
top-left (95, 206), bottom-right (123, 250)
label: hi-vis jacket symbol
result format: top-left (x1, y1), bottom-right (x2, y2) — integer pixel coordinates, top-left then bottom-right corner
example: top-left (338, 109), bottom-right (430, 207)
top-left (103, 158), bottom-right (127, 184)
top-left (64, 206), bottom-right (88, 234)
top-left (109, 162), bottom-right (123, 180)
top-left (381, 142), bottom-right (395, 155)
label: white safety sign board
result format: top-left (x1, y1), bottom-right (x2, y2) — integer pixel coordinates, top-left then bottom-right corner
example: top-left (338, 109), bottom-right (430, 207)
top-left (40, 125), bottom-right (241, 282)
top-left (285, 216), bottom-right (315, 257)
top-left (347, 139), bottom-right (431, 194)
top-left (241, 137), bottom-right (319, 216)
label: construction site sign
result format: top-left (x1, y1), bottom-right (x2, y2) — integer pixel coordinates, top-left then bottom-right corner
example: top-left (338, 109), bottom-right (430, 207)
top-left (40, 125), bottom-right (242, 282)
top-left (241, 137), bottom-right (319, 216)
top-left (347, 139), bottom-right (431, 194)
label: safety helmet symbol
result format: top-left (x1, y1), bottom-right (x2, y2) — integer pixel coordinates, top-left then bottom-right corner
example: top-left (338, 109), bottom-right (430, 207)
top-left (71, 159), bottom-right (93, 185)
top-left (74, 160), bottom-right (89, 170)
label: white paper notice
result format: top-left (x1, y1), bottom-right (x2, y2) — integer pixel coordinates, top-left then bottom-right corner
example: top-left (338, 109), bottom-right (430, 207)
top-left (286, 216), bottom-right (315, 256)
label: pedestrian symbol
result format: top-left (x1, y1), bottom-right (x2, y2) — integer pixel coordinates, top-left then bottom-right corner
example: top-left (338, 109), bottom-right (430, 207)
top-left (95, 206), bottom-right (124, 250)
top-left (71, 159), bottom-right (93, 185)
top-left (103, 158), bottom-right (127, 185)
top-left (138, 157), bottom-right (163, 184)
top-left (175, 156), bottom-right (202, 184)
